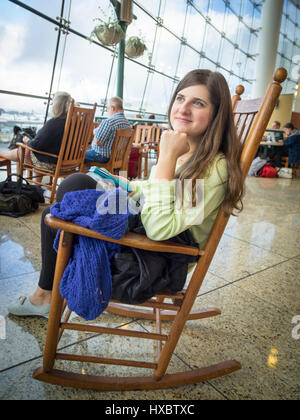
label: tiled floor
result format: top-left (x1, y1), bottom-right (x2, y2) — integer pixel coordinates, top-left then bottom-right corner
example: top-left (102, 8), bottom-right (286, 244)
top-left (0, 165), bottom-right (299, 400)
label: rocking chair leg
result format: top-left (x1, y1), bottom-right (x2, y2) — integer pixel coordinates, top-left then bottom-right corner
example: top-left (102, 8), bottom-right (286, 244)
top-left (156, 297), bottom-right (164, 361)
top-left (155, 265), bottom-right (229, 381)
top-left (36, 231), bottom-right (73, 374)
top-left (49, 176), bottom-right (59, 204)
top-left (57, 303), bottom-right (72, 344)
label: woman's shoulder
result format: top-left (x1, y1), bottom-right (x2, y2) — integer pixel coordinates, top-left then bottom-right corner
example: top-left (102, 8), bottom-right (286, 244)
top-left (148, 153), bottom-right (227, 180)
top-left (43, 117), bottom-right (66, 128)
top-left (51, 116), bottom-right (67, 123)
top-left (206, 153), bottom-right (227, 183)
top-left (210, 152), bottom-right (227, 172)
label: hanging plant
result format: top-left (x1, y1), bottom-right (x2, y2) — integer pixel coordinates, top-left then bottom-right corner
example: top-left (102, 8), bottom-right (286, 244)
top-left (90, 19), bottom-right (125, 46)
top-left (125, 36), bottom-right (147, 58)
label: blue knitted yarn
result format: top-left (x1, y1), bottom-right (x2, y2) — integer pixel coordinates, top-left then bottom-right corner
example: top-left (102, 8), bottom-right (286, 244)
top-left (51, 189), bottom-right (130, 320)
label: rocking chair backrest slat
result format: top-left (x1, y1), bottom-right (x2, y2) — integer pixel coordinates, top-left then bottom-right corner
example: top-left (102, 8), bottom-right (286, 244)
top-left (108, 129), bottom-right (134, 173)
top-left (133, 125), bottom-right (148, 146)
top-left (146, 126), bottom-right (165, 143)
top-left (83, 128), bottom-right (134, 175)
top-left (58, 101), bottom-right (96, 166)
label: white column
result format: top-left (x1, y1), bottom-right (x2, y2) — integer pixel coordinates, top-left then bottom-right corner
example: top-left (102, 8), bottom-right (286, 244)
top-left (253, 0), bottom-right (284, 98)
top-left (294, 78), bottom-right (300, 112)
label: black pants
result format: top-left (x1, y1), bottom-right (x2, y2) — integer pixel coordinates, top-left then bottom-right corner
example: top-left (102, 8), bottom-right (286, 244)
top-left (39, 173), bottom-right (97, 290)
top-left (269, 146), bottom-right (289, 167)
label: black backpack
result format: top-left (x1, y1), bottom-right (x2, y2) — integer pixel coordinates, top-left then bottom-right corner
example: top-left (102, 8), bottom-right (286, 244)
top-left (0, 174), bottom-right (45, 218)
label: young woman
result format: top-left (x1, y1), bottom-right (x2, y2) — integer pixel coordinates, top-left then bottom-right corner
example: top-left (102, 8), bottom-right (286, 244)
top-left (8, 69), bottom-right (244, 316)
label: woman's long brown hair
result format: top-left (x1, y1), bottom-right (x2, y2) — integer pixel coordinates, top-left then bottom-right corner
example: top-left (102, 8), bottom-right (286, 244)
top-left (168, 69), bottom-right (244, 216)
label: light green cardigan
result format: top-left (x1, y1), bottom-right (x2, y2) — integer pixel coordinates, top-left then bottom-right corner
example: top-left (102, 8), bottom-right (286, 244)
top-left (130, 153), bottom-right (228, 250)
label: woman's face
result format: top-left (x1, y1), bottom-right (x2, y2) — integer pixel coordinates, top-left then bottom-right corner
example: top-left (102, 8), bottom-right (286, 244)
top-left (170, 84), bottom-right (213, 139)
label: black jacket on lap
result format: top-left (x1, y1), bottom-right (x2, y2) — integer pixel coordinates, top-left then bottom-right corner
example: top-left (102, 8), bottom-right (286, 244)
top-left (110, 215), bottom-right (199, 304)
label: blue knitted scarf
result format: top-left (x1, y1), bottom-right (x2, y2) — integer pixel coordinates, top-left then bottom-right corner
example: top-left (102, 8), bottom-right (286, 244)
top-left (51, 188), bottom-right (131, 320)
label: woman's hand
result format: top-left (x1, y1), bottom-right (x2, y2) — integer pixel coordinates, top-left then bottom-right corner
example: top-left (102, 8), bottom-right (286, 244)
top-left (159, 130), bottom-right (190, 159)
top-left (155, 130), bottom-right (190, 181)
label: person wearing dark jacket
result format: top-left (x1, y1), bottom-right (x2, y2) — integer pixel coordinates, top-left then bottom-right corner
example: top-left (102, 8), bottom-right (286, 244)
top-left (0, 92), bottom-right (71, 181)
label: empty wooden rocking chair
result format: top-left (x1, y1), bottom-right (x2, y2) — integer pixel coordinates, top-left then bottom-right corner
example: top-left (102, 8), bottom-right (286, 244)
top-left (33, 68), bottom-right (287, 390)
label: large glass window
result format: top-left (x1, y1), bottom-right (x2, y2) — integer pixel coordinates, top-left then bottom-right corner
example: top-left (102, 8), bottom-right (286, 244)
top-left (0, 2), bottom-right (57, 97)
top-left (123, 60), bottom-right (149, 111)
top-left (19, 0), bottom-right (63, 19)
top-left (184, 8), bottom-right (206, 51)
top-left (177, 46), bottom-right (201, 79)
top-left (151, 27), bottom-right (181, 77)
top-left (55, 35), bottom-right (115, 106)
top-left (209, 0), bottom-right (226, 32)
top-left (219, 39), bottom-right (235, 70)
top-left (1, 0), bottom-right (299, 132)
top-left (202, 24), bottom-right (222, 63)
top-left (277, 0), bottom-right (300, 93)
top-left (142, 72), bottom-right (174, 115)
top-left (161, 0), bottom-right (187, 36)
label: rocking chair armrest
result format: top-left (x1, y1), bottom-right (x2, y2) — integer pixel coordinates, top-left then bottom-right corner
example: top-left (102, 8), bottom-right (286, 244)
top-left (45, 214), bottom-right (204, 256)
top-left (16, 142), bottom-right (59, 159)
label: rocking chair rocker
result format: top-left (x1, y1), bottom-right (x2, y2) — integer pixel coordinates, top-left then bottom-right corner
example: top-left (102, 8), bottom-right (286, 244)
top-left (33, 68), bottom-right (287, 390)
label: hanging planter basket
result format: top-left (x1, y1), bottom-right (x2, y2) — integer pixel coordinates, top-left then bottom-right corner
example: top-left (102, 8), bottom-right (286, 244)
top-left (125, 36), bottom-right (147, 58)
top-left (91, 22), bottom-right (125, 46)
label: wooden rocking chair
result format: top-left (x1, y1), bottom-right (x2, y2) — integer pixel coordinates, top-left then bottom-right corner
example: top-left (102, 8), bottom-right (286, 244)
top-left (141, 125), bottom-right (166, 179)
top-left (17, 100), bottom-right (96, 204)
top-left (84, 128), bottom-right (134, 175)
top-left (33, 68), bottom-right (287, 390)
top-left (0, 158), bottom-right (11, 176)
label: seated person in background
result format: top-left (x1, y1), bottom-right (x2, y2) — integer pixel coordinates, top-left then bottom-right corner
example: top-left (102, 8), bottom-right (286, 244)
top-left (248, 151), bottom-right (267, 176)
top-left (85, 96), bottom-right (131, 164)
top-left (132, 114), bottom-right (142, 128)
top-left (8, 126), bottom-right (22, 150)
top-left (270, 121), bottom-right (283, 141)
top-left (146, 114), bottom-right (155, 126)
top-left (268, 121), bottom-right (285, 168)
top-left (261, 121), bottom-right (283, 142)
top-left (0, 91), bottom-right (72, 180)
top-left (283, 122), bottom-right (300, 138)
top-left (258, 121), bottom-right (285, 167)
top-left (283, 123), bottom-right (300, 167)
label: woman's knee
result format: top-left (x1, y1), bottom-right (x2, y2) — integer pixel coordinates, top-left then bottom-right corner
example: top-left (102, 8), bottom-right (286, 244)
top-left (56, 173), bottom-right (97, 202)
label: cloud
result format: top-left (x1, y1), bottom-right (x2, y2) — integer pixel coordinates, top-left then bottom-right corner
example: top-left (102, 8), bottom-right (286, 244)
top-left (0, 23), bottom-right (25, 67)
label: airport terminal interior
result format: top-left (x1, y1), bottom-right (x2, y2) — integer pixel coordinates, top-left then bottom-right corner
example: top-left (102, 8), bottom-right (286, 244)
top-left (0, 0), bottom-right (299, 400)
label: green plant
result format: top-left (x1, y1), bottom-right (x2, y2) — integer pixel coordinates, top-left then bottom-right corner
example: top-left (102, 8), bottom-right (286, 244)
top-left (125, 36), bottom-right (147, 58)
